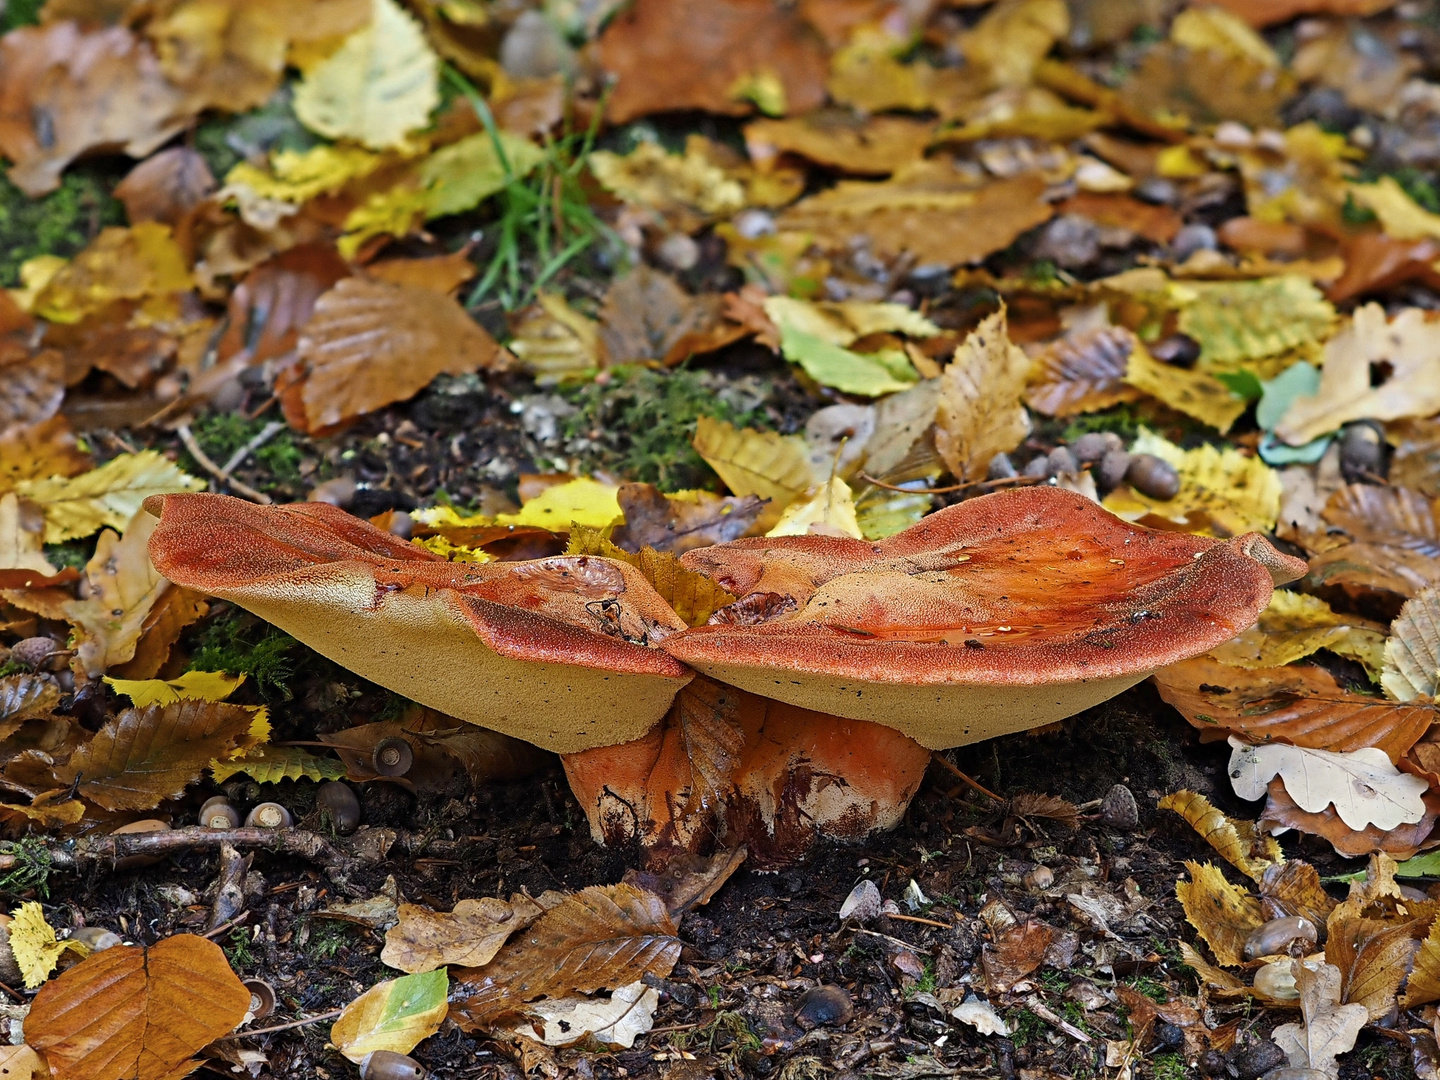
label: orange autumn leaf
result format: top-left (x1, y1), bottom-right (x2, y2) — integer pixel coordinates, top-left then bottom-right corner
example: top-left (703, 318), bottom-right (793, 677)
top-left (1260, 778), bottom-right (1440, 860)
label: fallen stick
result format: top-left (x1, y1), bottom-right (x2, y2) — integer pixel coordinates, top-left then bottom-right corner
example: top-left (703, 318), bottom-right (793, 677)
top-left (0, 827), bottom-right (359, 876)
top-left (176, 424), bottom-right (273, 505)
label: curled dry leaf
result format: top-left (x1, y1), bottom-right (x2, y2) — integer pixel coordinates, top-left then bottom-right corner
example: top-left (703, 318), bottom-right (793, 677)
top-left (330, 969), bottom-right (448, 1062)
top-left (113, 146), bottom-right (216, 227)
top-left (1270, 960), bottom-right (1369, 1078)
top-left (1261, 777), bottom-right (1440, 860)
top-left (286, 277), bottom-right (506, 432)
top-left (1153, 655), bottom-right (1434, 762)
top-left (1158, 790), bottom-right (1283, 882)
top-left (1230, 737), bottom-right (1430, 832)
top-left (1025, 326), bottom-right (1143, 418)
top-left (981, 918), bottom-right (1055, 994)
top-left (1309, 484), bottom-right (1440, 600)
top-left (382, 898), bottom-right (543, 974)
top-left (599, 266), bottom-right (741, 368)
top-left (1326, 913), bottom-right (1421, 1023)
top-left (1382, 583), bottom-right (1440, 703)
top-left (62, 511), bottom-right (171, 678)
top-left (934, 309), bottom-right (1031, 482)
top-left (26, 933), bottom-right (250, 1080)
top-left (1175, 861), bottom-right (1264, 968)
top-left (450, 884), bottom-right (680, 1030)
top-left (1260, 860), bottom-right (1339, 930)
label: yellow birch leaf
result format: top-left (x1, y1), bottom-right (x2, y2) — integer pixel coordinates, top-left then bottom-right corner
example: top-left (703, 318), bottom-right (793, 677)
top-left (16, 450), bottom-right (204, 543)
top-left (293, 0), bottom-right (439, 150)
top-left (8, 902), bottom-right (83, 989)
top-left (1124, 342), bottom-right (1247, 434)
top-left (210, 745), bottom-right (345, 784)
top-left (410, 535), bottom-right (493, 563)
top-left (223, 144), bottom-right (386, 206)
top-left (1173, 277), bottom-right (1336, 371)
top-left (1348, 176), bottom-right (1440, 242)
top-left (418, 131), bottom-right (545, 219)
top-left (934, 309), bottom-right (1031, 482)
top-left (495, 478), bottom-right (621, 532)
top-left (330, 969), bottom-right (448, 1062)
top-left (1209, 590), bottom-right (1387, 678)
top-left (1103, 428), bottom-right (1281, 537)
top-left (767, 477), bottom-right (862, 539)
top-left (1175, 861), bottom-right (1265, 968)
top-left (564, 526), bottom-right (735, 627)
top-left (1158, 790), bottom-right (1283, 882)
top-left (104, 671), bottom-right (246, 708)
top-left (692, 417), bottom-right (814, 526)
top-left (31, 223), bottom-right (191, 325)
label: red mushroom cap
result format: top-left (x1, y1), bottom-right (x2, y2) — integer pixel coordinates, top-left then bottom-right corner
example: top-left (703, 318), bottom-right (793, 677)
top-left (145, 493), bottom-right (692, 752)
top-left (663, 487), bottom-right (1307, 749)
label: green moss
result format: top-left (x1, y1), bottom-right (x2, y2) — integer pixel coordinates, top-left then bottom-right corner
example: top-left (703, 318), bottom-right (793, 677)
top-left (186, 608), bottom-right (297, 701)
top-left (558, 367), bottom-right (774, 491)
top-left (0, 0), bottom-right (43, 31)
top-left (43, 539), bottom-right (92, 572)
top-left (0, 169), bottom-right (126, 287)
top-left (183, 412), bottom-right (304, 491)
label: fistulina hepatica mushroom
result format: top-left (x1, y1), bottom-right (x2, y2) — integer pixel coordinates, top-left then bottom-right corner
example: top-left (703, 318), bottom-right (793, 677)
top-left (146, 487), bottom-right (1305, 864)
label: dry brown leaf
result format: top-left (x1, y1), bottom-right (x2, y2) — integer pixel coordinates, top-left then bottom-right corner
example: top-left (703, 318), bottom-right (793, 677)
top-left (0, 675), bottom-right (61, 727)
top-left (1175, 861), bottom-right (1265, 968)
top-left (1310, 484), bottom-right (1440, 601)
top-left (0, 493), bottom-right (72, 590)
top-left (113, 146), bottom-right (216, 227)
top-left (381, 897), bottom-right (543, 974)
top-left (1179, 941), bottom-right (1250, 998)
top-left (1327, 234), bottom-right (1440, 305)
top-left (214, 243), bottom-right (351, 367)
top-left (0, 353), bottom-right (64, 438)
top-left (450, 883), bottom-right (681, 1029)
top-left (610, 483), bottom-right (765, 555)
top-left (1383, 584), bottom-right (1440, 704)
top-left (1055, 192), bottom-right (1182, 244)
top-left (599, 267), bottom-right (742, 367)
top-left (1118, 43), bottom-right (1291, 131)
top-left (1403, 918), bottom-right (1440, 1008)
top-left (0, 23), bottom-right (192, 195)
top-left (565, 528), bottom-right (736, 629)
top-left (1259, 861), bottom-right (1338, 930)
top-left (57, 699), bottom-right (260, 811)
top-left (1326, 914), bottom-right (1420, 1023)
top-left (692, 416), bottom-right (814, 523)
top-left (744, 112), bottom-right (935, 176)
top-left (1390, 418), bottom-right (1440, 498)
top-left (26, 933), bottom-right (250, 1080)
top-left (1158, 790), bottom-right (1282, 882)
top-left (1270, 960), bottom-right (1369, 1077)
top-left (621, 848), bottom-right (748, 917)
top-left (0, 1045), bottom-right (43, 1079)
top-left (365, 250), bottom-right (477, 295)
top-left (1025, 326), bottom-right (1143, 417)
top-left (108, 585), bottom-right (208, 682)
top-left (935, 309), bottom-right (1031, 482)
top-left (1260, 778), bottom-right (1440, 860)
top-left (0, 415), bottom-right (93, 497)
top-left (507, 293), bottom-right (602, 379)
top-left (62, 511), bottom-right (173, 679)
top-left (598, 0), bottom-right (827, 124)
top-left (286, 277), bottom-right (505, 432)
top-left (982, 918), bottom-right (1055, 994)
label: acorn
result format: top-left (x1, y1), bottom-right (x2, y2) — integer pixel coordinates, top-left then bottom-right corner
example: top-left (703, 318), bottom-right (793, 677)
top-left (1150, 333), bottom-right (1201, 367)
top-left (1125, 454), bottom-right (1181, 500)
top-left (243, 979), bottom-right (276, 1020)
top-left (1047, 446), bottom-right (1078, 476)
top-left (1339, 421), bottom-right (1386, 482)
top-left (110, 819), bottom-right (171, 871)
top-left (68, 926), bottom-right (122, 952)
top-left (359, 1050), bottom-right (426, 1080)
top-left (244, 803), bottom-right (293, 829)
top-left (1071, 431), bottom-right (1123, 465)
top-left (199, 798), bottom-right (241, 830)
top-left (372, 737), bottom-right (414, 778)
top-left (316, 782), bottom-right (361, 834)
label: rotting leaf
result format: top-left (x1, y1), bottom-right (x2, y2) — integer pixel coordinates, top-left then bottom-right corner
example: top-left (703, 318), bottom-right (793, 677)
top-left (26, 933), bottom-right (250, 1080)
top-left (1382, 583), bottom-right (1440, 703)
top-left (330, 968), bottom-right (449, 1062)
top-left (1175, 861), bottom-right (1265, 968)
top-left (451, 883), bottom-right (680, 1030)
top-left (381, 897), bottom-right (542, 975)
top-left (1158, 790), bottom-right (1283, 882)
top-left (981, 918), bottom-right (1055, 994)
top-left (511, 981), bottom-right (660, 1049)
top-left (1269, 960), bottom-right (1369, 1078)
top-left (935, 309), bottom-right (1031, 483)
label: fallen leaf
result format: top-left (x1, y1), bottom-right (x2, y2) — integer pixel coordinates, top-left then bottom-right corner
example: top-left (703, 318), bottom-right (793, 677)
top-left (1158, 790), bottom-right (1283, 882)
top-left (766, 477), bottom-right (862, 539)
top-left (511, 981), bottom-right (659, 1049)
top-left (611, 484), bottom-right (765, 555)
top-left (1154, 655), bottom-right (1434, 762)
top-left (1404, 918), bottom-right (1440, 1008)
top-left (61, 511), bottom-right (173, 678)
top-left (566, 528), bottom-right (736, 628)
top-left (1270, 960), bottom-right (1370, 1078)
top-left (1206, 0), bottom-right (1397, 26)
top-left (599, 266), bottom-right (741, 367)
top-left (1308, 484), bottom-right (1440, 600)
top-left (761, 297), bottom-right (940, 347)
top-left (0, 674), bottom-right (61, 727)
top-left (1207, 590), bottom-right (1387, 677)
top-left (982, 918), bottom-right (1055, 993)
top-left (26, 933), bottom-right (250, 1079)
top-left (744, 112), bottom-right (935, 176)
top-left (8, 902), bottom-right (83, 989)
top-left (1391, 418), bottom-right (1440, 497)
top-left (597, 0), bottom-right (827, 124)
top-left (1117, 42), bottom-right (1291, 131)
top-left (775, 326), bottom-right (917, 398)
top-left (1229, 737), bottom-right (1430, 832)
top-left (1103, 428), bottom-right (1280, 537)
top-left (292, 0), bottom-right (438, 150)
top-left (621, 848), bottom-right (748, 916)
top-left (209, 745), bottom-right (346, 785)
top-left (1176, 276), bottom-right (1336, 374)
top-left (1123, 339), bottom-right (1248, 434)
top-left (365, 250), bottom-right (477, 296)
top-left (934, 309), bottom-right (1031, 482)
top-left (508, 293), bottom-right (602, 379)
top-left (31, 223), bottom-right (191, 326)
top-left (0, 493), bottom-right (70, 588)
top-left (1025, 326), bottom-right (1144, 417)
top-left (1260, 860), bottom-right (1339, 930)
top-left (451, 884), bottom-right (680, 1029)
top-left (1261, 778), bottom-right (1440, 860)
top-left (415, 130), bottom-right (545, 219)
top-left (113, 146), bottom-right (216, 226)
top-left (1349, 176), bottom-right (1440, 241)
top-left (0, 414), bottom-right (93, 497)
top-left (950, 996), bottom-right (1010, 1036)
top-left (0, 1046), bottom-right (43, 1080)
top-left (1326, 912), bottom-right (1420, 1023)
top-left (104, 670), bottom-right (245, 709)
top-left (1277, 305), bottom-right (1440, 446)
top-left (287, 277), bottom-right (505, 432)
top-left (1384, 584), bottom-right (1440, 703)
top-left (1175, 861), bottom-right (1264, 967)
top-left (57, 699), bottom-right (262, 811)
top-left (692, 417), bottom-right (814, 521)
top-left (589, 138), bottom-right (747, 228)
top-left (331, 968), bottom-right (449, 1062)
top-left (382, 898), bottom-right (542, 974)
top-left (496, 478), bottom-right (620, 532)
top-left (15, 450), bottom-right (203, 544)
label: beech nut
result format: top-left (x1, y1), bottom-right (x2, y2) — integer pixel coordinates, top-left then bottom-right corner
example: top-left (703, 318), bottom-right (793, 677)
top-left (372, 737), bottom-right (414, 777)
top-left (200, 800), bottom-right (241, 829)
top-left (243, 979), bottom-right (276, 1020)
top-left (359, 1050), bottom-right (426, 1080)
top-left (316, 782), bottom-right (361, 834)
top-left (1243, 915), bottom-right (1318, 960)
top-left (68, 926), bottom-right (122, 952)
top-left (244, 802), bottom-right (293, 829)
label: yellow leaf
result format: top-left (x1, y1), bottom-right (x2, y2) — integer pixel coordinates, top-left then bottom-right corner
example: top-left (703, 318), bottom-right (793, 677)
top-left (339, 185), bottom-right (429, 255)
top-left (330, 969), bottom-right (449, 1062)
top-left (1103, 428), bottom-right (1281, 537)
top-left (934, 309), bottom-right (1031, 482)
top-left (16, 450), bottom-right (204, 543)
top-left (210, 745), bottom-right (345, 784)
top-left (564, 526), bottom-right (735, 628)
top-left (508, 293), bottom-right (602, 379)
top-left (418, 131), bottom-right (545, 218)
top-left (1124, 340), bottom-right (1247, 434)
top-left (1159, 790), bottom-right (1284, 882)
top-left (761, 297), bottom-right (939, 346)
top-left (1209, 591), bottom-right (1387, 679)
top-left (1174, 862), bottom-right (1264, 968)
top-left (223, 143), bottom-right (386, 205)
top-left (590, 140), bottom-right (744, 223)
top-left (292, 0), bottom-right (439, 150)
top-left (1170, 7), bottom-right (1278, 68)
top-left (1156, 145), bottom-right (1208, 178)
top-left (1348, 175), bottom-right (1440, 241)
top-left (0, 494), bottom-right (58, 578)
top-left (960, 0), bottom-right (1070, 88)
top-left (410, 535), bottom-right (493, 563)
top-left (495, 478), bottom-right (621, 532)
top-left (692, 417), bottom-right (814, 528)
top-left (104, 671), bottom-right (247, 708)
top-left (31, 223), bottom-right (191, 325)
top-left (9, 255), bottom-right (67, 312)
top-left (408, 504), bottom-right (490, 530)
top-left (8, 902), bottom-right (83, 989)
top-left (62, 511), bottom-right (169, 678)
top-left (1173, 277), bottom-right (1336, 372)
top-left (1382, 583), bottom-right (1440, 703)
top-left (767, 477), bottom-right (862, 539)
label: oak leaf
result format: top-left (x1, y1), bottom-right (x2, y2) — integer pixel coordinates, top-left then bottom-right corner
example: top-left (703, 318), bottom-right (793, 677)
top-left (934, 309), bottom-right (1031, 482)
top-left (287, 277), bottom-right (505, 432)
top-left (510, 981), bottom-right (659, 1049)
top-left (382, 897), bottom-right (542, 974)
top-left (15, 450), bottom-right (203, 544)
top-left (331, 969), bottom-right (448, 1062)
top-left (1230, 738), bottom-right (1430, 832)
top-left (292, 0), bottom-right (438, 150)
top-left (26, 933), bottom-right (250, 1080)
top-left (1261, 778), bottom-right (1440, 860)
top-left (451, 883), bottom-right (680, 1029)
top-left (1269, 961), bottom-right (1369, 1078)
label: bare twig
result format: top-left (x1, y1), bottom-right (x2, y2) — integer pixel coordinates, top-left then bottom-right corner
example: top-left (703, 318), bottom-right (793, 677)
top-left (1026, 998), bottom-right (1092, 1043)
top-left (203, 909), bottom-right (252, 940)
top-left (62, 826), bottom-right (357, 875)
top-left (930, 753), bottom-right (1003, 803)
top-left (886, 912), bottom-right (954, 930)
top-left (220, 1007), bottom-right (345, 1039)
top-left (176, 424), bottom-right (273, 504)
top-left (219, 420), bottom-right (286, 477)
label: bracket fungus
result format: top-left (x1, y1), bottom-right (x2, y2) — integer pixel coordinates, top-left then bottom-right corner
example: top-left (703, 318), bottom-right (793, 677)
top-left (145, 487), bottom-right (1304, 862)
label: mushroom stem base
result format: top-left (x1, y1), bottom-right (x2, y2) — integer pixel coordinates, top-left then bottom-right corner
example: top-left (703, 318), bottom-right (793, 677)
top-left (560, 678), bottom-right (932, 869)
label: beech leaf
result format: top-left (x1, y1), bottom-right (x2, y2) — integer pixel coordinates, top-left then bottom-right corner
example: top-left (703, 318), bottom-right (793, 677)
top-left (1382, 583), bottom-right (1440, 703)
top-left (330, 968), bottom-right (448, 1062)
top-left (381, 898), bottom-right (542, 974)
top-left (26, 934), bottom-right (250, 1080)
top-left (61, 512), bottom-right (172, 678)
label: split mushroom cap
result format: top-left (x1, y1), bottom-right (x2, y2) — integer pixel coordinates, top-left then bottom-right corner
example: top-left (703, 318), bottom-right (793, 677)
top-left (665, 487), bottom-right (1308, 750)
top-left (145, 493), bottom-right (692, 753)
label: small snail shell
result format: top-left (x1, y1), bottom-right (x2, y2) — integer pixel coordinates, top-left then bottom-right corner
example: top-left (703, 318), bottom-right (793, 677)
top-left (372, 737), bottom-right (414, 777)
top-left (244, 803), bottom-right (293, 829)
top-left (1243, 915), bottom-right (1318, 960)
top-left (360, 1050), bottom-right (426, 1080)
top-left (68, 927), bottom-right (122, 952)
top-left (242, 979), bottom-right (275, 1020)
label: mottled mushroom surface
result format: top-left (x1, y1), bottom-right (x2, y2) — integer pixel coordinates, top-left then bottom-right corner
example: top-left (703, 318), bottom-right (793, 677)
top-left (666, 487), bottom-right (1308, 748)
top-left (145, 493), bottom-right (691, 752)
